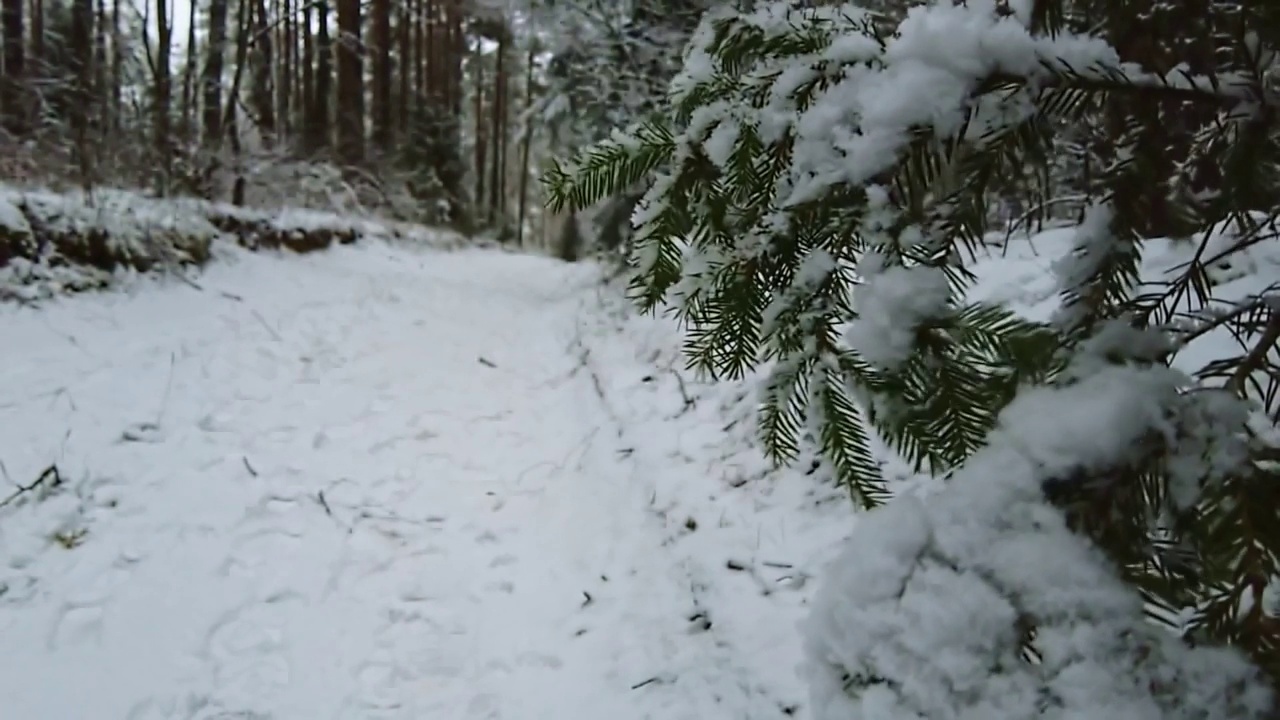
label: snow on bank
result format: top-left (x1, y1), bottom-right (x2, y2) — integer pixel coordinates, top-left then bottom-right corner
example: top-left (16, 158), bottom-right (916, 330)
top-left (0, 184), bottom-right (472, 304)
top-left (570, 288), bottom-right (870, 715)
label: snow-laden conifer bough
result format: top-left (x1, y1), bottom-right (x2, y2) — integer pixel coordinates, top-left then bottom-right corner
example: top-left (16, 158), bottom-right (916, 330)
top-left (543, 0), bottom-right (1280, 717)
top-left (717, 2), bottom-right (1278, 718)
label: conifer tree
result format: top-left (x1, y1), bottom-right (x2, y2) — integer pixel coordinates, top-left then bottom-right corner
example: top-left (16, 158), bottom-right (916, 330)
top-left (544, 0), bottom-right (1280, 713)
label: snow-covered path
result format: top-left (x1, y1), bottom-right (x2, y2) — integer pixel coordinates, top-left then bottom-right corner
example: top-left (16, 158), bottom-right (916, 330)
top-left (0, 243), bottom-right (776, 719)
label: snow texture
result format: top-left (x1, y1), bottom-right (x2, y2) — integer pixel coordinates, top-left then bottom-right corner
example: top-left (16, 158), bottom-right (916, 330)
top-left (807, 219), bottom-right (1280, 720)
top-left (804, 366), bottom-right (1273, 720)
top-left (845, 253), bottom-right (952, 370)
top-left (1, 189), bottom-right (1275, 717)
top-left (0, 234), bottom-right (857, 718)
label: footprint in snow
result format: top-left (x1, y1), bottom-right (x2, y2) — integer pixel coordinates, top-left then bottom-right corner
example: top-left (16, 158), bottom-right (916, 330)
top-left (201, 604), bottom-right (293, 709)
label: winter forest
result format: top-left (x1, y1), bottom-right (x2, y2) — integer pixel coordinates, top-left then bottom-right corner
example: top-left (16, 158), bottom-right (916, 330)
top-left (1, 0), bottom-right (1279, 718)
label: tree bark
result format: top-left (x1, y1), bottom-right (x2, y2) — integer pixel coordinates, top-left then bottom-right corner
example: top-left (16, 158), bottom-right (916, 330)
top-left (202, 0), bottom-right (229, 145)
top-left (335, 0), bottom-right (363, 166)
top-left (2, 0), bottom-right (25, 134)
top-left (370, 0), bottom-right (391, 152)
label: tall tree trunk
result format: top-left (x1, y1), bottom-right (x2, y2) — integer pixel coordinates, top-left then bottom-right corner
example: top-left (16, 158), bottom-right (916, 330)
top-left (308, 0), bottom-right (332, 154)
top-left (28, 0), bottom-right (40, 74)
top-left (488, 29), bottom-right (505, 222)
top-left (278, 0), bottom-right (291, 139)
top-left (154, 0), bottom-right (172, 193)
top-left (301, 0), bottom-right (314, 148)
top-left (370, 0), bottom-right (390, 153)
top-left (180, 0), bottom-right (198, 141)
top-left (447, 0), bottom-right (462, 119)
top-left (1, 0), bottom-right (24, 134)
top-left (473, 38), bottom-right (485, 214)
top-left (515, 44), bottom-right (536, 247)
top-left (251, 0), bottom-right (275, 143)
top-left (222, 0), bottom-right (252, 202)
top-left (395, 0), bottom-right (408, 134)
top-left (95, 0), bottom-right (111, 133)
top-left (109, 0), bottom-right (119, 131)
top-left (412, 0), bottom-right (423, 99)
top-left (203, 0), bottom-right (229, 145)
top-left (70, 0), bottom-right (95, 190)
top-left (334, 0), bottom-right (362, 166)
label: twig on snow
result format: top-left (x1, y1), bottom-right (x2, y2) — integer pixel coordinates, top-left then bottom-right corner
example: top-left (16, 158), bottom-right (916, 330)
top-left (669, 369), bottom-right (696, 415)
top-left (630, 677), bottom-right (662, 690)
top-left (477, 356), bottom-right (497, 368)
top-left (0, 464), bottom-right (63, 510)
top-left (250, 308), bottom-right (283, 341)
top-left (242, 456), bottom-right (259, 477)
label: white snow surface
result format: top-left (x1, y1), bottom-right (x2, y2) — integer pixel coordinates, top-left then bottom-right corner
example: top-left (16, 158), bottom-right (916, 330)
top-left (0, 239), bottom-right (851, 718)
top-left (3, 199), bottom-right (1277, 718)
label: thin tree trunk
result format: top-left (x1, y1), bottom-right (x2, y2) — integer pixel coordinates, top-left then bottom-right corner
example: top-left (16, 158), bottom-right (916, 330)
top-left (2, 0), bottom-right (25, 134)
top-left (488, 29), bottom-right (505, 222)
top-left (70, 0), bottom-right (96, 191)
top-left (109, 0), bottom-right (119, 131)
top-left (473, 38), bottom-right (485, 215)
top-left (154, 0), bottom-right (173, 192)
top-left (279, 0), bottom-right (292, 139)
top-left (301, 0), bottom-right (314, 148)
top-left (395, 0), bottom-right (409, 134)
top-left (29, 0), bottom-right (41, 77)
top-left (412, 0), bottom-right (423, 101)
top-left (203, 0), bottom-right (229, 145)
top-left (310, 0), bottom-right (332, 153)
top-left (448, 0), bottom-right (462, 119)
top-left (515, 44), bottom-right (536, 247)
top-left (224, 0), bottom-right (252, 202)
top-left (335, 0), bottom-right (363, 166)
top-left (370, 0), bottom-right (391, 152)
top-left (180, 0), bottom-right (198, 141)
top-left (251, 0), bottom-right (275, 143)
top-left (95, 0), bottom-right (112, 133)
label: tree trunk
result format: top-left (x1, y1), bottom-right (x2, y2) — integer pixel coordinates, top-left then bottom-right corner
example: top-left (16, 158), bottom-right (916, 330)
top-left (251, 0), bottom-right (275, 143)
top-left (308, 0), bottom-right (332, 154)
top-left (334, 0), bottom-right (363, 167)
top-left (277, 0), bottom-right (291, 139)
top-left (488, 29), bottom-right (505, 222)
top-left (515, 44), bottom-right (536, 247)
top-left (179, 0), bottom-right (197, 140)
top-left (109, 0), bottom-right (119, 132)
top-left (395, 0), bottom-right (408, 134)
top-left (301, 0), bottom-right (314, 148)
top-left (71, 0), bottom-right (95, 190)
top-left (223, 0), bottom-right (252, 201)
top-left (412, 0), bottom-right (423, 99)
top-left (1, 0), bottom-right (25, 134)
top-left (370, 0), bottom-right (391, 153)
top-left (202, 0), bottom-right (229, 145)
top-left (473, 39), bottom-right (485, 217)
top-left (28, 0), bottom-right (40, 74)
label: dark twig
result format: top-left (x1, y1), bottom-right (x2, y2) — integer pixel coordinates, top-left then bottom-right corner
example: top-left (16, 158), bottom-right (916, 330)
top-left (0, 465), bottom-right (63, 510)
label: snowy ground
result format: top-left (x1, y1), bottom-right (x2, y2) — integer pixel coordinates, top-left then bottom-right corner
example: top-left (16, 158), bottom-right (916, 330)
top-left (0, 239), bottom-right (851, 719)
top-left (5, 216), bottom-right (1271, 719)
